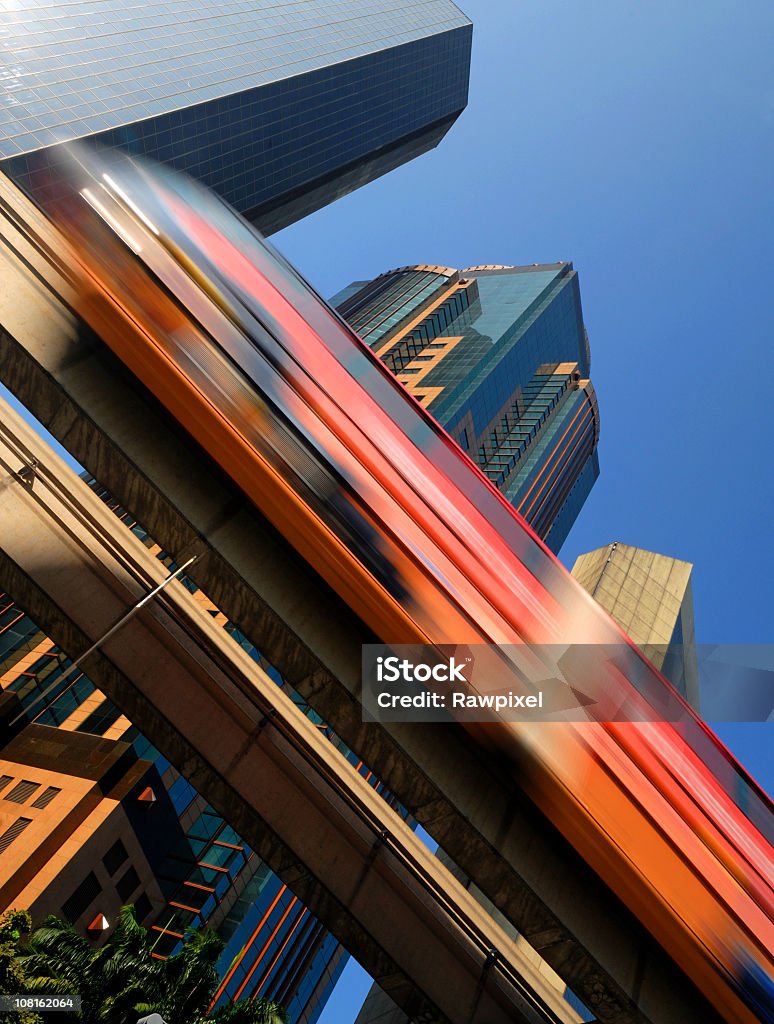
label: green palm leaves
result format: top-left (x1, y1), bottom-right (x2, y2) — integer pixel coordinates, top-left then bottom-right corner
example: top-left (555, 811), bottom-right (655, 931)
top-left (7, 906), bottom-right (287, 1024)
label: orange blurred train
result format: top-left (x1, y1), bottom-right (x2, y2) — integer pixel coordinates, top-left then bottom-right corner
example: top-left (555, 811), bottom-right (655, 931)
top-left (28, 145), bottom-right (774, 1023)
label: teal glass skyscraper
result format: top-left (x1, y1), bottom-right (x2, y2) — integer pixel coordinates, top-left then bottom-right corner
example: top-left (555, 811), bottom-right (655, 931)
top-left (0, 1), bottom-right (472, 233)
top-left (335, 262), bottom-right (600, 552)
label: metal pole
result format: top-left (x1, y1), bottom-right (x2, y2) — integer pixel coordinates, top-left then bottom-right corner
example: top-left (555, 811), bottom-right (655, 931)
top-left (8, 555), bottom-right (198, 729)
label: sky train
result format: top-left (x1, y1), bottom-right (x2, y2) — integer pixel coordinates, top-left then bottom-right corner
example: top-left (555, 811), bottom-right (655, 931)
top-left (31, 145), bottom-right (774, 1023)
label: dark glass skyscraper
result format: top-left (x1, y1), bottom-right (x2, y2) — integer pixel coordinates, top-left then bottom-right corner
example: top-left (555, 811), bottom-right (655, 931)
top-left (1, 6), bottom-right (472, 1019)
top-left (334, 262), bottom-right (600, 552)
top-left (0, 1), bottom-right (472, 233)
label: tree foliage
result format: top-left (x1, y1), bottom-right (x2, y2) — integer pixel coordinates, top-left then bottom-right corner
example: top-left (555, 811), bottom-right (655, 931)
top-left (13, 905), bottom-right (286, 1024)
top-left (0, 911), bottom-right (41, 1024)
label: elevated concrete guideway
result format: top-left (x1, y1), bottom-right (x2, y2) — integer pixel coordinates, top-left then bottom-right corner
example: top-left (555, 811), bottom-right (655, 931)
top-left (0, 175), bottom-right (722, 1024)
top-left (0, 396), bottom-right (578, 1024)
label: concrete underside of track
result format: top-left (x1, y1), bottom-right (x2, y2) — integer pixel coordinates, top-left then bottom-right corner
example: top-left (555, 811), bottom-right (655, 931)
top-left (0, 397), bottom-right (581, 1024)
top-left (0, 176), bottom-right (723, 1024)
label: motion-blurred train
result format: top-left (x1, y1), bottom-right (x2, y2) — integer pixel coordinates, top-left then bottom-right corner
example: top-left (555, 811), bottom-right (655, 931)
top-left (28, 144), bottom-right (774, 1023)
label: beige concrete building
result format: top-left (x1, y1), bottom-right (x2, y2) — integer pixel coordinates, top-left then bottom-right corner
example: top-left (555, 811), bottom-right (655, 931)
top-left (0, 692), bottom-right (167, 936)
top-left (355, 542), bottom-right (705, 1024)
top-left (571, 542), bottom-right (700, 711)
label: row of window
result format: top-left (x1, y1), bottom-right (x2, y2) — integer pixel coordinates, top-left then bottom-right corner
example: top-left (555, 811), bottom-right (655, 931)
top-left (2, 23), bottom-right (470, 164)
top-left (0, 816), bottom-right (31, 855)
top-left (478, 369), bottom-right (575, 487)
top-left (62, 865), bottom-right (150, 925)
top-left (0, 775), bottom-right (61, 809)
top-left (383, 283), bottom-right (475, 372)
top-left (340, 270), bottom-right (450, 347)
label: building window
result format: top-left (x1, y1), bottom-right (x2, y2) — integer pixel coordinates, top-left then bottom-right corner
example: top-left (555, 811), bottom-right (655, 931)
top-left (103, 839), bottom-right (129, 877)
top-left (62, 872), bottom-right (101, 923)
top-left (5, 780), bottom-right (40, 804)
top-left (0, 776), bottom-right (13, 795)
top-left (31, 786), bottom-right (61, 810)
top-left (76, 701), bottom-right (122, 736)
top-left (0, 817), bottom-right (32, 855)
top-left (134, 892), bottom-right (152, 923)
top-left (116, 865), bottom-right (141, 902)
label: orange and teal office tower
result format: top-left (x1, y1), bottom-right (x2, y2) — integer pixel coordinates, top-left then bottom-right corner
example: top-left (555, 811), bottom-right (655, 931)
top-left (334, 262), bottom-right (601, 553)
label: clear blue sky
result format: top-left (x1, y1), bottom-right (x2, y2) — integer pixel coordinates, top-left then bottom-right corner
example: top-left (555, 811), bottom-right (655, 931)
top-left (274, 3), bottom-right (774, 1019)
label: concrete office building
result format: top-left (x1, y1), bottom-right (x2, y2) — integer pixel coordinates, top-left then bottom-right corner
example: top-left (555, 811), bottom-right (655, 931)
top-left (571, 542), bottom-right (700, 710)
top-left (0, 0), bottom-right (472, 233)
top-left (0, 692), bottom-right (172, 939)
top-left (334, 262), bottom-right (600, 552)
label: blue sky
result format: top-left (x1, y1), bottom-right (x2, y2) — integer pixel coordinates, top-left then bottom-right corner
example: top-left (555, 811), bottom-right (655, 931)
top-left (274, 3), bottom-right (774, 1019)
top-left (1, 5), bottom-right (768, 1018)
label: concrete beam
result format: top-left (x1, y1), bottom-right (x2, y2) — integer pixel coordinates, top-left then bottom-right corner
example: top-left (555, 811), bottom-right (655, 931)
top-left (0, 397), bottom-right (578, 1024)
top-left (0, 175), bottom-right (722, 1024)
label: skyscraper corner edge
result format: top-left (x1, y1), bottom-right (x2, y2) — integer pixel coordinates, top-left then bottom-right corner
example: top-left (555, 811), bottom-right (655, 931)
top-left (0, 4), bottom-right (474, 238)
